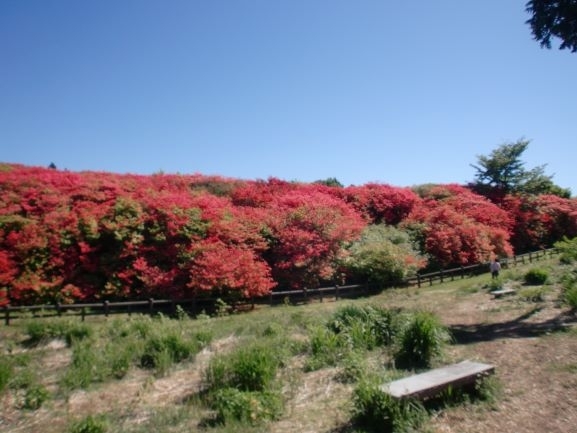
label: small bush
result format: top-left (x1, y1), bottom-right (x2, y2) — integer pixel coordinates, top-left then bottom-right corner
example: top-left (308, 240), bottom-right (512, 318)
top-left (305, 325), bottom-right (347, 371)
top-left (204, 343), bottom-right (282, 393)
top-left (140, 333), bottom-right (197, 373)
top-left (0, 357), bottom-right (13, 393)
top-left (328, 304), bottom-right (401, 349)
top-left (555, 237), bottom-right (577, 264)
top-left (204, 342), bottom-right (285, 425)
top-left (68, 414), bottom-right (108, 433)
top-left (564, 286), bottom-right (577, 310)
top-left (394, 311), bottom-right (451, 370)
top-left (61, 340), bottom-right (101, 389)
top-left (519, 287), bottom-right (547, 302)
top-left (524, 268), bottom-right (549, 285)
top-left (25, 319), bottom-right (92, 346)
top-left (336, 352), bottom-right (368, 384)
top-left (487, 277), bottom-right (503, 292)
top-left (21, 384), bottom-right (50, 410)
top-left (211, 388), bottom-right (282, 425)
top-left (352, 378), bottom-right (426, 432)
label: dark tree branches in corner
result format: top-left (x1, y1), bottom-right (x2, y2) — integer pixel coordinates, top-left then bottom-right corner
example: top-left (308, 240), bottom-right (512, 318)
top-left (526, 0), bottom-right (577, 52)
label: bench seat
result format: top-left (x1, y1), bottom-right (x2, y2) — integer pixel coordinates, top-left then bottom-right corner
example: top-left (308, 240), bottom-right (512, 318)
top-left (380, 360), bottom-right (494, 399)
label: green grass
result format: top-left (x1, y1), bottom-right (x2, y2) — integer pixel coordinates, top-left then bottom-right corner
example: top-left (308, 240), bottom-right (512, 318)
top-left (0, 255), bottom-right (573, 433)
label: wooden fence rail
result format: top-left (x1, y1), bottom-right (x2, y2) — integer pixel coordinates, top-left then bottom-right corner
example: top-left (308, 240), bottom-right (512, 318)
top-left (406, 248), bottom-right (558, 288)
top-left (2, 248), bottom-right (558, 325)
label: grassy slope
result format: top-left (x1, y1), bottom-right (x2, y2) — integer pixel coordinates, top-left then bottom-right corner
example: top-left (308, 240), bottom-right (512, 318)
top-left (1, 257), bottom-right (576, 433)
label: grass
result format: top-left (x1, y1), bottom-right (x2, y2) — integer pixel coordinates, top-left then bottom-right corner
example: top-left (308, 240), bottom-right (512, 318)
top-left (0, 256), bottom-right (576, 432)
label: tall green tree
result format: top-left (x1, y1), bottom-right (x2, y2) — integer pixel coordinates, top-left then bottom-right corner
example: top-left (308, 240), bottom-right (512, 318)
top-left (526, 0), bottom-right (577, 52)
top-left (470, 139), bottom-right (570, 197)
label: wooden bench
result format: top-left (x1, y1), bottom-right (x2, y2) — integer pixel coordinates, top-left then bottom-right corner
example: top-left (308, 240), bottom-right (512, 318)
top-left (491, 288), bottom-right (516, 298)
top-left (380, 360), bottom-right (494, 400)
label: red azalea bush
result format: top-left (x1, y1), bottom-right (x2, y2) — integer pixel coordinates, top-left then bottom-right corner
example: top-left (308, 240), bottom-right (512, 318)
top-left (2, 164), bottom-right (577, 307)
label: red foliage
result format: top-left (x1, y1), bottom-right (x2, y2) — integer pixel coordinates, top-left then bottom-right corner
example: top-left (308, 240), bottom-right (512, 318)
top-left (502, 194), bottom-right (577, 253)
top-left (335, 183), bottom-right (420, 225)
top-left (263, 189), bottom-right (366, 288)
top-left (406, 185), bottom-right (514, 267)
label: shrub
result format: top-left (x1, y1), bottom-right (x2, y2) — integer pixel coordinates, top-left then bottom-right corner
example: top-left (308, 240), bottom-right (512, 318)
top-left (305, 325), bottom-right (348, 371)
top-left (565, 286), bottom-right (577, 310)
top-left (524, 268), bottom-right (549, 285)
top-left (518, 287), bottom-right (546, 302)
top-left (68, 415), bottom-right (108, 433)
top-left (61, 340), bottom-right (101, 389)
top-left (394, 312), bottom-right (451, 370)
top-left (140, 333), bottom-right (197, 373)
top-left (211, 388), bottom-right (282, 425)
top-left (328, 304), bottom-right (401, 349)
top-left (561, 271), bottom-right (577, 310)
top-left (336, 351), bottom-right (368, 384)
top-left (204, 342), bottom-right (285, 425)
top-left (352, 378), bottom-right (426, 432)
top-left (21, 384), bottom-right (50, 410)
top-left (0, 356), bottom-right (13, 393)
top-left (25, 319), bottom-right (93, 346)
top-left (555, 236), bottom-right (577, 264)
top-left (205, 343), bottom-right (280, 392)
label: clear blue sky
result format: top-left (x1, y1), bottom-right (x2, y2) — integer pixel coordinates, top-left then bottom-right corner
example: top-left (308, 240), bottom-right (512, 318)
top-left (1, 1), bottom-right (576, 193)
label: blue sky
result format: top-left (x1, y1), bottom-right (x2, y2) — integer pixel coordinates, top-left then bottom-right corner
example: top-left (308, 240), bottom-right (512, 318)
top-left (1, 1), bottom-right (576, 193)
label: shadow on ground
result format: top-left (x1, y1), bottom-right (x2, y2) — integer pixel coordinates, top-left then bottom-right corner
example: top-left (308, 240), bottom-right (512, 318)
top-left (450, 308), bottom-right (577, 344)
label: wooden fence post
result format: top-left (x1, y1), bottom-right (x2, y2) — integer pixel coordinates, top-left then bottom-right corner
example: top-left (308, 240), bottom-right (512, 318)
top-left (4, 305), bottom-right (10, 326)
top-left (103, 300), bottom-right (109, 317)
top-left (148, 298), bottom-right (154, 316)
top-left (335, 285), bottom-right (339, 300)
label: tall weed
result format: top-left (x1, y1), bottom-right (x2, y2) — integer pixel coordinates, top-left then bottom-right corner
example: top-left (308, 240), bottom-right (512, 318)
top-left (352, 377), bottom-right (426, 433)
top-left (394, 311), bottom-right (451, 369)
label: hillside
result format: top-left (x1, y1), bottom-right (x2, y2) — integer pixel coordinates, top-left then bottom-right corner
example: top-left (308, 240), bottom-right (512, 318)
top-left (1, 257), bottom-right (576, 433)
top-left (2, 163), bottom-right (577, 308)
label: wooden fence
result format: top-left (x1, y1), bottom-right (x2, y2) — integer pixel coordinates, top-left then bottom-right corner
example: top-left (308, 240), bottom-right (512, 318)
top-left (2, 248), bottom-right (559, 325)
top-left (406, 248), bottom-right (558, 288)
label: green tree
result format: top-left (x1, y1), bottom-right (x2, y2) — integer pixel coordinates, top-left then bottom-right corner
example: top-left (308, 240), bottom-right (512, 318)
top-left (470, 139), bottom-right (570, 197)
top-left (314, 177), bottom-right (344, 188)
top-left (526, 0), bottom-right (577, 52)
top-left (343, 225), bottom-right (425, 286)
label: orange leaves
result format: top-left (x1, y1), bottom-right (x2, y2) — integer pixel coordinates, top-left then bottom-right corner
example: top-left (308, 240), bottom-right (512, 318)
top-left (186, 239), bottom-right (275, 297)
top-left (406, 187), bottom-right (514, 267)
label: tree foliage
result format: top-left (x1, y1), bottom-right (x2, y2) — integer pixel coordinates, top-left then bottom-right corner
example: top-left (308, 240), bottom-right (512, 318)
top-left (404, 185), bottom-right (514, 267)
top-left (343, 225), bottom-right (426, 285)
top-left (470, 139), bottom-right (570, 198)
top-left (526, 0), bottom-right (577, 52)
top-left (1, 162), bottom-right (577, 306)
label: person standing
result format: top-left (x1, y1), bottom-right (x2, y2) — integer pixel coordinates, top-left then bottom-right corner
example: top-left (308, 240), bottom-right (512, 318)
top-left (490, 258), bottom-right (501, 279)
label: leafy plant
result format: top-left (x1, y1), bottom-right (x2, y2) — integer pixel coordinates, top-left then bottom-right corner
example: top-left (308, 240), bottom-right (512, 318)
top-left (564, 286), bottom-right (577, 310)
top-left (210, 388), bottom-right (283, 425)
top-left (21, 384), bottom-right (50, 410)
top-left (205, 343), bottom-right (280, 392)
top-left (352, 377), bottom-right (426, 433)
top-left (68, 415), bottom-right (108, 433)
top-left (518, 287), bottom-right (546, 302)
top-left (140, 333), bottom-right (197, 374)
top-left (0, 356), bottom-right (13, 393)
top-left (305, 325), bottom-right (348, 371)
top-left (25, 319), bottom-right (93, 346)
top-left (203, 341), bottom-right (285, 425)
top-left (394, 311), bottom-right (451, 369)
top-left (524, 268), bottom-right (549, 285)
top-left (328, 304), bottom-right (401, 348)
top-left (555, 236), bottom-right (577, 264)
